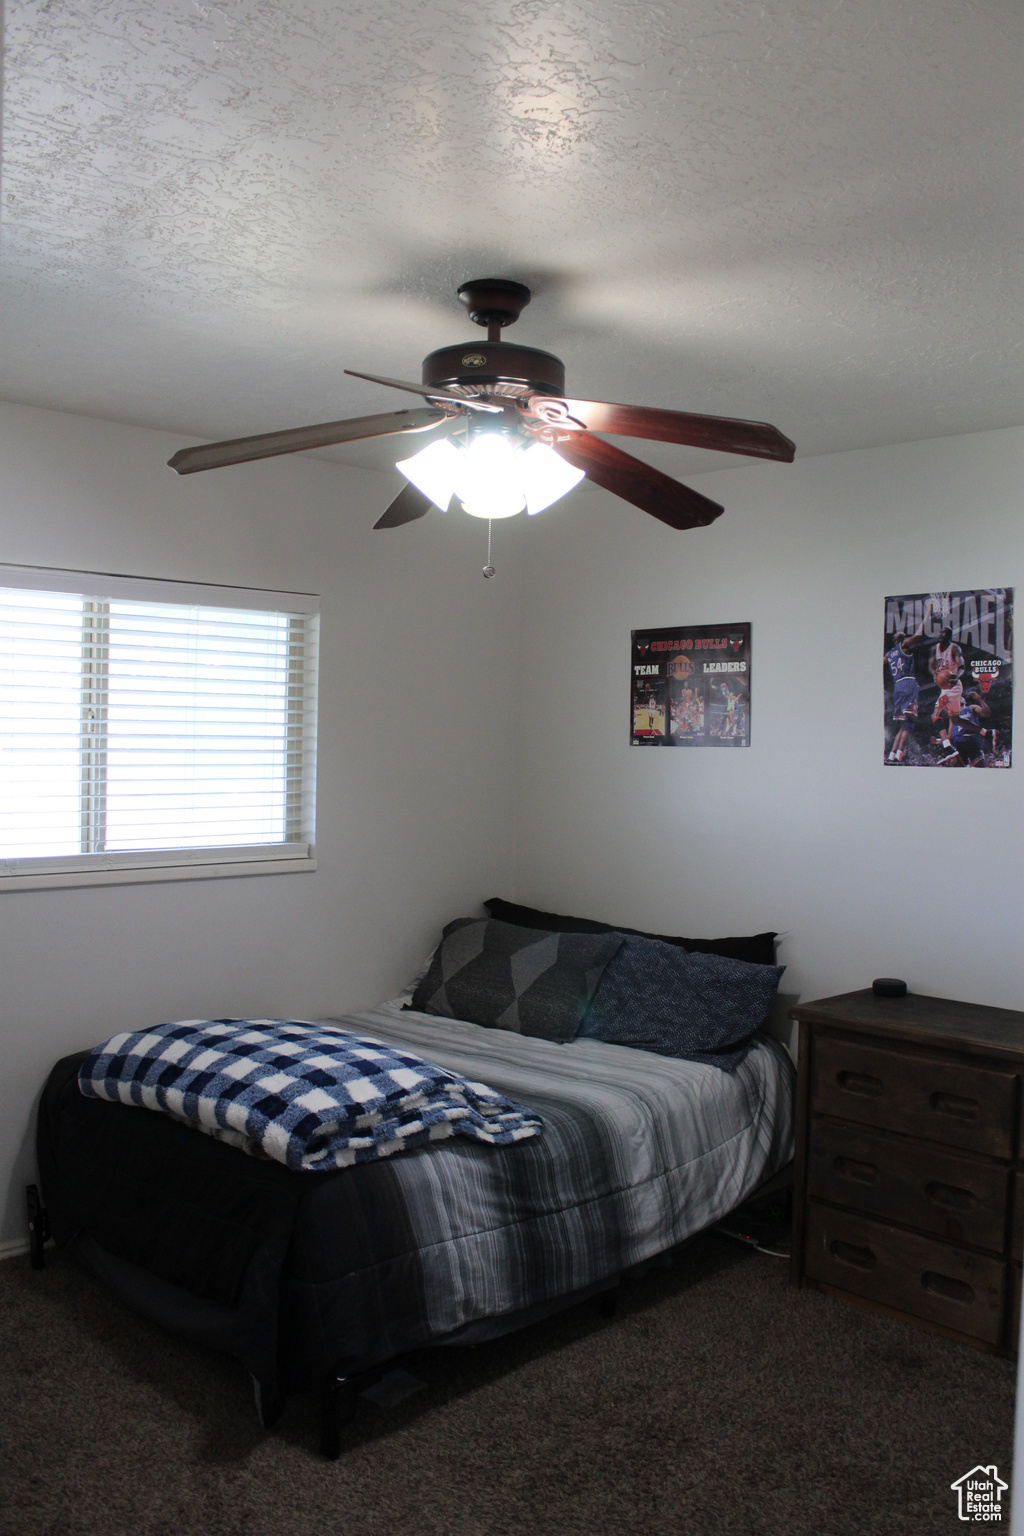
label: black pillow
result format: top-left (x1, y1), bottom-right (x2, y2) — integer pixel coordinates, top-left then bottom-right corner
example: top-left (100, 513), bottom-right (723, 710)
top-left (483, 898), bottom-right (777, 968)
top-left (410, 917), bottom-right (624, 1042)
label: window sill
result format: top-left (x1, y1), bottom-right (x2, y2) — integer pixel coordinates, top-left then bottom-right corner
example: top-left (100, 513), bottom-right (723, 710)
top-left (0, 844), bottom-right (316, 892)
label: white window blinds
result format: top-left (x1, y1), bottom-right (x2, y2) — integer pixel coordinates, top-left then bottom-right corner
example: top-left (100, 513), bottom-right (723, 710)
top-left (0, 568), bottom-right (318, 887)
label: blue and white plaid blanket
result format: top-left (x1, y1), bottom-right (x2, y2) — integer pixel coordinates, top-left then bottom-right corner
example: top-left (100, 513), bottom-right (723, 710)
top-left (78, 1018), bottom-right (543, 1171)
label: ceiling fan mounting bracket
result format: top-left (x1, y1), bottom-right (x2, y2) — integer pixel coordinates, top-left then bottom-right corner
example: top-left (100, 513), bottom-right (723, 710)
top-left (457, 278), bottom-right (531, 333)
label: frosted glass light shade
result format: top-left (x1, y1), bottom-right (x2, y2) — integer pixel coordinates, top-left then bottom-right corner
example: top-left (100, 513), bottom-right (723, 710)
top-left (395, 433), bottom-right (586, 521)
top-left (519, 442), bottom-right (586, 515)
top-left (454, 435), bottom-right (526, 519)
top-left (394, 438), bottom-right (460, 511)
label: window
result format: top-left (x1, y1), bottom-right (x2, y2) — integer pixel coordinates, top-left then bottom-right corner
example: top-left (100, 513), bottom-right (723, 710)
top-left (0, 566), bottom-right (318, 889)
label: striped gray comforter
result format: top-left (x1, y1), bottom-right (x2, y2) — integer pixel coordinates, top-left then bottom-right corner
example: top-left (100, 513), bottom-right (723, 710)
top-left (281, 1000), bottom-right (795, 1381)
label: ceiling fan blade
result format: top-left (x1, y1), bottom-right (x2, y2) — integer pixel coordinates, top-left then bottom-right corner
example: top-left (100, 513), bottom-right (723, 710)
top-left (344, 369), bottom-right (504, 413)
top-left (167, 407), bottom-right (451, 475)
top-left (531, 397), bottom-right (795, 462)
top-left (373, 480), bottom-right (441, 529)
top-left (553, 433), bottom-right (724, 530)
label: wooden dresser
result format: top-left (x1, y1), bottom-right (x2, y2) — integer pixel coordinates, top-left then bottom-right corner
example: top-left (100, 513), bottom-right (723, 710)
top-left (789, 989), bottom-right (1024, 1355)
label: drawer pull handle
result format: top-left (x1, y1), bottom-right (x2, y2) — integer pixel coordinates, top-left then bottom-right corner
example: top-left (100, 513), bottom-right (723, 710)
top-left (925, 1181), bottom-right (976, 1212)
top-left (837, 1071), bottom-right (884, 1098)
top-left (929, 1092), bottom-right (979, 1121)
top-left (834, 1156), bottom-right (878, 1186)
top-left (922, 1271), bottom-right (974, 1305)
top-left (830, 1239), bottom-right (877, 1270)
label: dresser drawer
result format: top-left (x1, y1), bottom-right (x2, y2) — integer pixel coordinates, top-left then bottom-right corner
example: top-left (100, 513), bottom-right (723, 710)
top-left (807, 1118), bottom-right (1009, 1251)
top-left (812, 1035), bottom-right (1016, 1157)
top-left (805, 1204), bottom-right (1006, 1344)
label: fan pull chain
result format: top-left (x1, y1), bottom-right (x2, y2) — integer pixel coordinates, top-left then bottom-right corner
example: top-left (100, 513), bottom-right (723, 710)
top-left (482, 519), bottom-right (495, 579)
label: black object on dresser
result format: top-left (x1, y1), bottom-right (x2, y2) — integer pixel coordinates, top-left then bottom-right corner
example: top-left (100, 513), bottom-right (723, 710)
top-left (790, 989), bottom-right (1024, 1355)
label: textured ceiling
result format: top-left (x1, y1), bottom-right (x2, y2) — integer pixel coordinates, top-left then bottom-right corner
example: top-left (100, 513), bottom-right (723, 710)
top-left (2, 0), bottom-right (1022, 478)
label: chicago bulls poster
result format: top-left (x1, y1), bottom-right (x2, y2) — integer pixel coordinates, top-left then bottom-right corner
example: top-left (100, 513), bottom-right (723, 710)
top-left (630, 624), bottom-right (751, 747)
top-left (883, 589), bottom-right (1013, 768)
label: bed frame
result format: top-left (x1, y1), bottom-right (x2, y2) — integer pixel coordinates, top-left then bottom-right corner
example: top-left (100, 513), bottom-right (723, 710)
top-left (25, 1162), bottom-right (791, 1457)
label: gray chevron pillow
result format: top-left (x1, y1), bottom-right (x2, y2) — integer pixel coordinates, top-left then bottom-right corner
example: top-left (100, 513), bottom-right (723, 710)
top-left (410, 918), bottom-right (624, 1042)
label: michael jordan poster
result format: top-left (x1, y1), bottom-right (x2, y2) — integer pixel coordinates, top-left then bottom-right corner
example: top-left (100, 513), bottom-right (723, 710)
top-left (883, 589), bottom-right (1013, 768)
top-left (630, 624), bottom-right (751, 748)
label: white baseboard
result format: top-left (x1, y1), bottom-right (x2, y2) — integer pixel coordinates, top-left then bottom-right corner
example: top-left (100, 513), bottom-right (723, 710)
top-left (0, 1238), bottom-right (30, 1261)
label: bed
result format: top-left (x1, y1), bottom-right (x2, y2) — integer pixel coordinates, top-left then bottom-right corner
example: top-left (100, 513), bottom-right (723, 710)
top-left (35, 918), bottom-right (795, 1456)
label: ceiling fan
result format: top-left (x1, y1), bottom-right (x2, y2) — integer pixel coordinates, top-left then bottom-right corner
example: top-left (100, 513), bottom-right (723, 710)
top-left (168, 278), bottom-right (795, 537)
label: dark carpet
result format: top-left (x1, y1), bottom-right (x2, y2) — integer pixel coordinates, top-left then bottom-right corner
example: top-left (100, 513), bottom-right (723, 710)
top-left (0, 1235), bottom-right (1014, 1536)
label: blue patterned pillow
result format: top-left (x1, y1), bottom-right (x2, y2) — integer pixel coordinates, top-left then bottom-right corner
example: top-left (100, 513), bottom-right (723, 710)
top-left (576, 936), bottom-right (784, 1069)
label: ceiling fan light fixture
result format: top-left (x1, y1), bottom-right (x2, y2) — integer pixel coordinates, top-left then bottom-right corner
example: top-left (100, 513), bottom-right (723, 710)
top-left (394, 437), bottom-right (460, 511)
top-left (397, 432), bottom-right (585, 521)
top-left (459, 492), bottom-right (526, 519)
top-left (519, 441), bottom-right (586, 515)
top-left (453, 433), bottom-right (526, 519)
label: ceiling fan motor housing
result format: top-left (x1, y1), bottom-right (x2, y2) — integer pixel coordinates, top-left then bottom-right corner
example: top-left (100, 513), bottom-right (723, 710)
top-left (422, 341), bottom-right (565, 397)
top-left (425, 277), bottom-right (565, 397)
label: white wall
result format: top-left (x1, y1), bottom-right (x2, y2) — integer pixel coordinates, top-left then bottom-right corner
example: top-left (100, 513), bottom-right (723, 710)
top-left (0, 401), bottom-right (523, 1249)
top-left (513, 427), bottom-right (1024, 1033)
